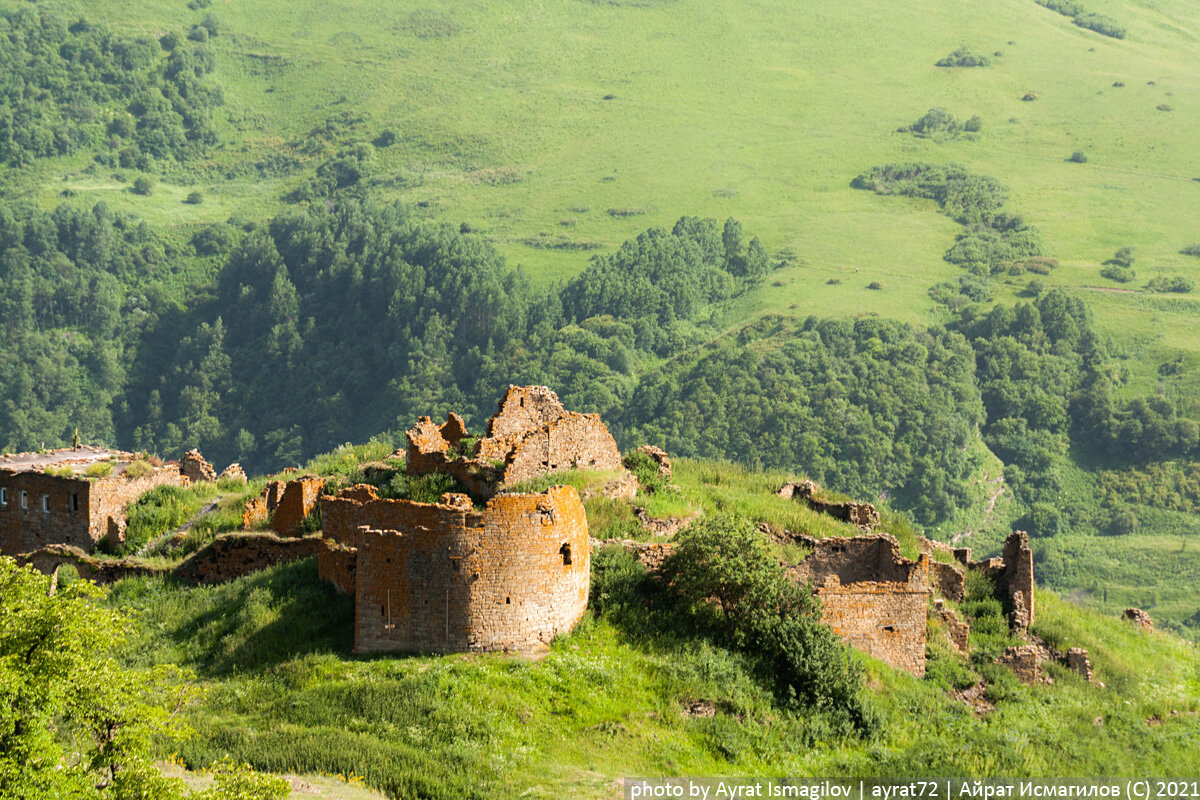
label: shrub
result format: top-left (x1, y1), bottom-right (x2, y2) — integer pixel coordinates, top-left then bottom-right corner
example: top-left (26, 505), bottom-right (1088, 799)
top-left (1022, 278), bottom-right (1047, 297)
top-left (132, 175), bottom-right (154, 195)
top-left (1180, 244), bottom-right (1200, 258)
top-left (826, 278), bottom-right (841, 285)
top-left (658, 515), bottom-right (872, 730)
top-left (1073, 12), bottom-right (1126, 38)
top-left (187, 25), bottom-right (208, 42)
top-left (1068, 150), bottom-right (1088, 163)
top-left (866, 281), bottom-right (884, 290)
top-left (936, 47), bottom-right (990, 67)
top-left (1100, 265), bottom-right (1135, 283)
top-left (85, 461), bottom-right (113, 478)
top-left (44, 465), bottom-right (77, 478)
top-left (373, 129), bottom-right (396, 147)
top-left (185, 190), bottom-right (203, 204)
top-left (1107, 246), bottom-right (1135, 267)
top-left (964, 115), bottom-right (983, 132)
top-left (124, 459), bottom-right (155, 478)
top-left (623, 449), bottom-right (668, 494)
top-left (1107, 506), bottom-right (1140, 535)
top-left (1146, 275), bottom-right (1195, 293)
top-left (1157, 103), bottom-right (1174, 112)
top-left (1022, 92), bottom-right (1039, 101)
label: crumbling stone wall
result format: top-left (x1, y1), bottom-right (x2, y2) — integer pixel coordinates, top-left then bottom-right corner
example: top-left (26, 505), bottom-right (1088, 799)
top-left (1000, 644), bottom-right (1046, 685)
top-left (1123, 607), bottom-right (1153, 630)
top-left (404, 385), bottom-right (626, 498)
top-left (179, 449), bottom-right (216, 483)
top-left (789, 533), bottom-right (923, 586)
top-left (1, 465), bottom-right (182, 556)
top-left (16, 543), bottom-right (165, 583)
top-left (816, 568), bottom-right (931, 677)
top-left (173, 533), bottom-right (321, 583)
top-left (219, 463), bottom-right (248, 484)
top-left (966, 531), bottom-right (1035, 631)
top-left (321, 485), bottom-right (590, 653)
top-left (930, 560), bottom-right (965, 603)
top-left (933, 600), bottom-right (971, 655)
top-left (779, 479), bottom-right (879, 529)
top-left (591, 538), bottom-right (674, 571)
top-left (242, 476), bottom-right (326, 535)
top-left (318, 538), bottom-right (357, 594)
top-left (788, 533), bottom-right (931, 676)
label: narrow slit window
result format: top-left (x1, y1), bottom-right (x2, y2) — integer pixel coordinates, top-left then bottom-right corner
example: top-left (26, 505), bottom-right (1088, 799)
top-left (41, 494), bottom-right (50, 513)
top-left (19, 490), bottom-right (27, 509)
top-left (0, 487), bottom-right (7, 506)
top-left (560, 543), bottom-right (572, 566)
top-left (70, 493), bottom-right (79, 512)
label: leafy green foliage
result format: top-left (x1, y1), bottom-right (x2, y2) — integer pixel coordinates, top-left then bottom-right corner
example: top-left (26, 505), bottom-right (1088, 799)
top-left (0, 556), bottom-right (283, 799)
top-left (1146, 275), bottom-right (1194, 294)
top-left (936, 47), bottom-right (991, 67)
top-left (621, 315), bottom-right (985, 523)
top-left (0, 8), bottom-right (221, 168)
top-left (905, 108), bottom-right (981, 139)
top-left (853, 163), bottom-right (1044, 276)
top-left (654, 515), bottom-right (872, 730)
top-left (1035, 0), bottom-right (1126, 39)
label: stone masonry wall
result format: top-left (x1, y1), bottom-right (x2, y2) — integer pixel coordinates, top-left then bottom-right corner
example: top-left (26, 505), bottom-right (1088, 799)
top-left (241, 476), bottom-right (325, 535)
top-left (172, 532), bottom-right (320, 584)
top-left (404, 385), bottom-right (626, 498)
top-left (789, 533), bottom-right (922, 587)
top-left (816, 570), bottom-right (931, 677)
top-left (88, 466), bottom-right (184, 546)
top-left (0, 466), bottom-right (181, 556)
top-left (343, 485), bottom-right (590, 654)
top-left (318, 537), bottom-right (358, 594)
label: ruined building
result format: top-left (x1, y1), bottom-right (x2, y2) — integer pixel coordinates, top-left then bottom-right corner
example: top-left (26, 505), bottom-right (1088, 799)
top-left (243, 475), bottom-right (327, 536)
top-left (319, 484), bottom-right (589, 653)
top-left (405, 385), bottom-right (628, 498)
top-left (315, 386), bottom-right (621, 653)
top-left (779, 479), bottom-right (881, 530)
top-left (785, 530), bottom-right (1035, 677)
top-left (0, 445), bottom-right (183, 556)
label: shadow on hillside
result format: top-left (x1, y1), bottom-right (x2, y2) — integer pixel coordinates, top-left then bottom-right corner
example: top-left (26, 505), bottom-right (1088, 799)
top-left (166, 556), bottom-right (355, 676)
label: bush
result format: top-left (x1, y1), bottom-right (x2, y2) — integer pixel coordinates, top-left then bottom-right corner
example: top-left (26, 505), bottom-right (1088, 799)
top-left (1107, 506), bottom-right (1140, 535)
top-left (936, 47), bottom-right (990, 67)
top-left (132, 176), bottom-right (154, 196)
top-left (1180, 244), bottom-right (1200, 258)
top-left (623, 449), bottom-right (668, 494)
top-left (124, 459), bottom-right (155, 478)
top-left (1100, 265), bottom-right (1135, 283)
top-left (1073, 12), bottom-right (1126, 38)
top-left (185, 191), bottom-right (203, 204)
top-left (1157, 104), bottom-right (1174, 112)
top-left (1107, 246), bottom-right (1136, 267)
top-left (85, 461), bottom-right (113, 477)
top-left (1022, 92), bottom-right (1039, 101)
top-left (658, 515), bottom-right (872, 730)
top-left (1146, 275), bottom-right (1195, 293)
top-left (964, 115), bottom-right (983, 132)
top-left (1068, 150), bottom-right (1088, 163)
top-left (866, 281), bottom-right (884, 290)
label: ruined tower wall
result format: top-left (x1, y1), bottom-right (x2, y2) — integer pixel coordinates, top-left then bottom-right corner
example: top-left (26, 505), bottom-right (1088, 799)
top-left (351, 486), bottom-right (590, 654)
top-left (817, 577), bottom-right (931, 677)
top-left (789, 534), bottom-right (920, 587)
top-left (500, 413), bottom-right (625, 486)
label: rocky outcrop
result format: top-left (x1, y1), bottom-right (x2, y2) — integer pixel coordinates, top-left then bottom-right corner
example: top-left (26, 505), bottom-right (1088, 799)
top-left (635, 445), bottom-right (672, 479)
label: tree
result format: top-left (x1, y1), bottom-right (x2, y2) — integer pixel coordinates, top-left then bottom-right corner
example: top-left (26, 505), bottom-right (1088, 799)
top-left (0, 557), bottom-right (288, 800)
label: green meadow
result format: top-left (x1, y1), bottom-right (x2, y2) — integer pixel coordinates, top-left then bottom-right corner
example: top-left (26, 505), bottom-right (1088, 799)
top-left (38, 0), bottom-right (1200, 338)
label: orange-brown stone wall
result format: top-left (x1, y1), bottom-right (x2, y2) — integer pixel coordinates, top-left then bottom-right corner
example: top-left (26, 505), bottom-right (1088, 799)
top-left (349, 485), bottom-right (590, 653)
top-left (817, 580), bottom-right (930, 676)
top-left (501, 413), bottom-right (625, 486)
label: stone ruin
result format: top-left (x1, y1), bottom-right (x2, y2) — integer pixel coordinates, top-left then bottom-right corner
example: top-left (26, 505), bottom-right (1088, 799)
top-left (775, 529), bottom-right (1042, 679)
top-left (404, 385), bottom-right (630, 499)
top-left (1, 445), bottom-right (183, 556)
top-left (179, 449), bottom-right (217, 483)
top-left (313, 386), bottom-right (630, 654)
top-left (242, 475), bottom-right (326, 536)
top-left (318, 484), bottom-right (589, 653)
top-left (219, 463), bottom-right (248, 484)
top-left (779, 479), bottom-right (880, 530)
top-left (1123, 607), bottom-right (1153, 630)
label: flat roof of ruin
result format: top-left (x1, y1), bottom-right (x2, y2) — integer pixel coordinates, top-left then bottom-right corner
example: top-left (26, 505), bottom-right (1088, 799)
top-left (0, 445), bottom-right (139, 475)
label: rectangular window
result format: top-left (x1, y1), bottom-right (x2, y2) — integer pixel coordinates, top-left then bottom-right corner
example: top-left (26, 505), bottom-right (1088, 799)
top-left (41, 494), bottom-right (50, 513)
top-left (70, 493), bottom-right (79, 512)
top-left (0, 487), bottom-right (6, 506)
top-left (19, 490), bottom-right (27, 509)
